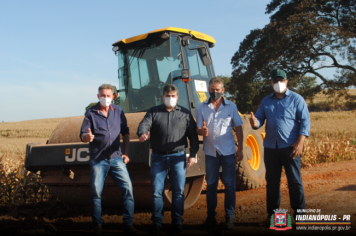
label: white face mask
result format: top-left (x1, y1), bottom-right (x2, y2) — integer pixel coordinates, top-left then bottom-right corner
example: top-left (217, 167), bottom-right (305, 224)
top-left (164, 97), bottom-right (177, 108)
top-left (273, 81), bottom-right (287, 93)
top-left (99, 97), bottom-right (112, 107)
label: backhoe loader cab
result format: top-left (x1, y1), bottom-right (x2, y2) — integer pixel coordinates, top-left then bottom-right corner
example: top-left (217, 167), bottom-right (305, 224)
top-left (111, 27), bottom-right (216, 114)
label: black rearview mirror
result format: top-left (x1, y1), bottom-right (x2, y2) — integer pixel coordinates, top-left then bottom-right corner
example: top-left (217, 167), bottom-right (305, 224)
top-left (197, 44), bottom-right (212, 66)
top-left (186, 40), bottom-right (213, 66)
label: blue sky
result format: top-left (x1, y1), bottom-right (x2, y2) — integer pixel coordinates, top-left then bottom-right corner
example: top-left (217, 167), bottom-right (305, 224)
top-left (0, 0), bottom-right (338, 122)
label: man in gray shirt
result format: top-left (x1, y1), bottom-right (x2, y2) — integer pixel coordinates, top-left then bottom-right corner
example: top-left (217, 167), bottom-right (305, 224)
top-left (137, 84), bottom-right (199, 233)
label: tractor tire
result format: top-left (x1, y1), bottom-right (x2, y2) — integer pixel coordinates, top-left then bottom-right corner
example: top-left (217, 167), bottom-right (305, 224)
top-left (234, 120), bottom-right (265, 190)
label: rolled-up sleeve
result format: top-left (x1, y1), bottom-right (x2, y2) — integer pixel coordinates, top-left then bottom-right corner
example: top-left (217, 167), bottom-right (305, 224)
top-left (79, 111), bottom-right (92, 141)
top-left (254, 101), bottom-right (266, 129)
top-left (186, 113), bottom-right (199, 157)
top-left (231, 104), bottom-right (243, 127)
top-left (195, 104), bottom-right (204, 128)
top-left (120, 111), bottom-right (130, 136)
top-left (137, 108), bottom-right (153, 137)
top-left (296, 97), bottom-right (310, 137)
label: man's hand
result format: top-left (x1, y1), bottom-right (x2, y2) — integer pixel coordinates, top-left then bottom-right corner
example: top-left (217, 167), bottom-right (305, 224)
top-left (235, 149), bottom-right (243, 162)
top-left (249, 112), bottom-right (258, 128)
top-left (122, 154), bottom-right (130, 164)
top-left (198, 121), bottom-right (209, 136)
top-left (82, 128), bottom-right (95, 142)
top-left (187, 157), bottom-right (196, 169)
top-left (291, 141), bottom-right (304, 159)
top-left (139, 131), bottom-right (150, 142)
top-left (290, 135), bottom-right (306, 159)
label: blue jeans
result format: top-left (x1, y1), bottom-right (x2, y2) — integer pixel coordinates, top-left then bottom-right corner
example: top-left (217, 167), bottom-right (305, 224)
top-left (264, 146), bottom-right (306, 219)
top-left (150, 151), bottom-right (186, 226)
top-left (90, 157), bottom-right (134, 225)
top-left (205, 152), bottom-right (236, 219)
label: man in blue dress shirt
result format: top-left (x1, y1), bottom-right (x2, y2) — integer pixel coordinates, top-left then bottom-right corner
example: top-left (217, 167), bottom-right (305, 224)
top-left (196, 78), bottom-right (244, 230)
top-left (249, 69), bottom-right (311, 226)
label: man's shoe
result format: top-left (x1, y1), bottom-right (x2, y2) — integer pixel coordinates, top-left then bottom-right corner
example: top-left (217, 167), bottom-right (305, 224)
top-left (172, 224), bottom-right (184, 233)
top-left (93, 223), bottom-right (102, 235)
top-left (259, 217), bottom-right (270, 227)
top-left (225, 216), bottom-right (234, 230)
top-left (124, 224), bottom-right (140, 235)
top-left (200, 217), bottom-right (217, 230)
top-left (151, 224), bottom-right (161, 234)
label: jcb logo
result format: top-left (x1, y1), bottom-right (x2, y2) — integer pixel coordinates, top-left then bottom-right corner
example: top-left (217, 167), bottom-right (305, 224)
top-left (65, 148), bottom-right (90, 162)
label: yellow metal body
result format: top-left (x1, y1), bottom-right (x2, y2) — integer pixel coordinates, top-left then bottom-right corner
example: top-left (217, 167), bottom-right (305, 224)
top-left (246, 134), bottom-right (261, 171)
top-left (112, 27), bottom-right (216, 46)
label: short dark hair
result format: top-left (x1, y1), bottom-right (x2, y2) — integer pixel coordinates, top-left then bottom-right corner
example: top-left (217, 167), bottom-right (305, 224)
top-left (98, 84), bottom-right (114, 93)
top-left (209, 77), bottom-right (224, 88)
top-left (163, 84), bottom-right (179, 95)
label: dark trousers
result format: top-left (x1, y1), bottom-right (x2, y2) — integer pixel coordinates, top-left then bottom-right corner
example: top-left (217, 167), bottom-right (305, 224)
top-left (264, 146), bottom-right (306, 219)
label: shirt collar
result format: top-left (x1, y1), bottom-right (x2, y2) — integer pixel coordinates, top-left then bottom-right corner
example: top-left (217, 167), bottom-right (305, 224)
top-left (206, 97), bottom-right (226, 106)
top-left (271, 88), bottom-right (291, 99)
top-left (93, 102), bottom-right (114, 114)
top-left (159, 104), bottom-right (181, 111)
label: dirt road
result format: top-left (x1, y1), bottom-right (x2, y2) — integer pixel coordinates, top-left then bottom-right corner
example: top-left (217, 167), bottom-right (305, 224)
top-left (1, 160), bottom-right (355, 235)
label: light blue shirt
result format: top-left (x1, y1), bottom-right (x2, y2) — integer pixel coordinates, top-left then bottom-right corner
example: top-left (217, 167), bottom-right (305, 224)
top-left (254, 88), bottom-right (310, 149)
top-left (196, 98), bottom-right (243, 157)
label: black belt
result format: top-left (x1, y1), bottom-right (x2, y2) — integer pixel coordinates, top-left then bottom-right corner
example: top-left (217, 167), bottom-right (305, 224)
top-left (152, 149), bottom-right (184, 155)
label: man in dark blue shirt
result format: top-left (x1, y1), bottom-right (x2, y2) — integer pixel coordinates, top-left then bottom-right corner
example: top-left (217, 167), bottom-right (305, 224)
top-left (80, 84), bottom-right (138, 235)
top-left (250, 69), bottom-right (310, 226)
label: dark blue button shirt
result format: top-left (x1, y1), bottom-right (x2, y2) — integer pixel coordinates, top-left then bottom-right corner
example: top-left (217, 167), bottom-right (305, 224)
top-left (80, 103), bottom-right (129, 160)
top-left (254, 89), bottom-right (310, 149)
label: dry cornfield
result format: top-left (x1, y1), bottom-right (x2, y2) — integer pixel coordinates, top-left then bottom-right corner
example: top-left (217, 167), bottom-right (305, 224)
top-left (0, 158), bottom-right (52, 207)
top-left (0, 111), bottom-right (355, 207)
top-left (309, 110), bottom-right (356, 141)
top-left (0, 112), bottom-right (355, 164)
top-left (311, 88), bottom-right (356, 103)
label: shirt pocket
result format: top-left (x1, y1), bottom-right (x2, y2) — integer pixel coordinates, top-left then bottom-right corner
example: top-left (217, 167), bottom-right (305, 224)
top-left (92, 121), bottom-right (108, 145)
top-left (282, 107), bottom-right (297, 120)
top-left (221, 117), bottom-right (232, 134)
top-left (265, 104), bottom-right (275, 118)
top-left (93, 127), bottom-right (108, 135)
top-left (176, 117), bottom-right (188, 129)
top-left (92, 117), bottom-right (108, 132)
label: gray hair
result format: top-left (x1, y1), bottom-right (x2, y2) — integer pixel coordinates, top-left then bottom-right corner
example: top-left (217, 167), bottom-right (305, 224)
top-left (98, 84), bottom-right (114, 93)
top-left (209, 77), bottom-right (224, 88)
top-left (163, 84), bottom-right (179, 95)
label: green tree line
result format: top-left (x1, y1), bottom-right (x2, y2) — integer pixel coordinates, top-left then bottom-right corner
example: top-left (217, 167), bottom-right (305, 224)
top-left (229, 0), bottom-right (356, 113)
